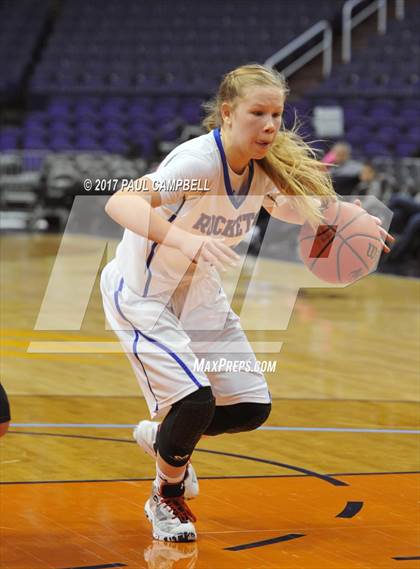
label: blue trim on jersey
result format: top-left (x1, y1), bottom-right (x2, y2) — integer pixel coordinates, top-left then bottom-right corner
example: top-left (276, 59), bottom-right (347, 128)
top-left (114, 278), bottom-right (159, 412)
top-left (131, 328), bottom-right (158, 408)
top-left (143, 197), bottom-right (186, 297)
top-left (143, 242), bottom-right (159, 297)
top-left (114, 278), bottom-right (203, 398)
top-left (213, 128), bottom-right (254, 209)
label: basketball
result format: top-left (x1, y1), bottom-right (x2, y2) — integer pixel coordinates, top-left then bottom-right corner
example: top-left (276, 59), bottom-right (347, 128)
top-left (299, 201), bottom-right (383, 284)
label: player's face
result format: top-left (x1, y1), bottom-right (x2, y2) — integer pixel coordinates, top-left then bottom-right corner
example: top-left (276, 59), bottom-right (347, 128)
top-left (228, 86), bottom-right (284, 159)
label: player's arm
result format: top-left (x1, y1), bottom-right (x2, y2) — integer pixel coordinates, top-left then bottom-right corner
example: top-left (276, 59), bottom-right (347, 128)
top-left (105, 177), bottom-right (239, 271)
top-left (263, 191), bottom-right (328, 225)
top-left (105, 176), bottom-right (196, 252)
top-left (263, 194), bottom-right (306, 225)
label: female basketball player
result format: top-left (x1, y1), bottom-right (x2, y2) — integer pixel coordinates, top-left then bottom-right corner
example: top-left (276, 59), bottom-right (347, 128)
top-left (0, 383), bottom-right (11, 437)
top-left (101, 64), bottom-right (391, 542)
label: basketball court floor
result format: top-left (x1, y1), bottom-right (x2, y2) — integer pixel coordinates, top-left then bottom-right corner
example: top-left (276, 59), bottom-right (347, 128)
top-left (1, 233), bottom-right (419, 568)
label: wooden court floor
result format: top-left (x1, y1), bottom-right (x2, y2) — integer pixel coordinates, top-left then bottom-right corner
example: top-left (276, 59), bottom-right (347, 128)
top-left (1, 234), bottom-right (419, 569)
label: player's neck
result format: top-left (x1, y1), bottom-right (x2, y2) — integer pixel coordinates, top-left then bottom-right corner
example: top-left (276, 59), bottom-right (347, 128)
top-left (220, 129), bottom-right (250, 175)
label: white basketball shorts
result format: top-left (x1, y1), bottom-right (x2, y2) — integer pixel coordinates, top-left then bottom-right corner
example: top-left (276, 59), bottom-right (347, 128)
top-left (100, 259), bottom-right (270, 418)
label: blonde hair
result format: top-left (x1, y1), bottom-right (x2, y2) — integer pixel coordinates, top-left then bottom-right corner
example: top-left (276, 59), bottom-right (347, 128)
top-left (202, 63), bottom-right (336, 225)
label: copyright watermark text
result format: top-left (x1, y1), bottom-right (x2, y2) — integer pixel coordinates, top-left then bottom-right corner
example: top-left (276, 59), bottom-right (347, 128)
top-left (83, 178), bottom-right (210, 192)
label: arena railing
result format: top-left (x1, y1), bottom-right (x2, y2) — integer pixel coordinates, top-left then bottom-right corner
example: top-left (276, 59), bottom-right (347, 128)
top-left (342, 0), bottom-right (388, 63)
top-left (395, 0), bottom-right (405, 20)
top-left (264, 20), bottom-right (332, 79)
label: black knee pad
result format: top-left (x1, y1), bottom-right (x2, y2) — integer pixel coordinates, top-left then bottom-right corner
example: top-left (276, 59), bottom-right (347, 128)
top-left (157, 386), bottom-right (215, 467)
top-left (204, 402), bottom-right (271, 436)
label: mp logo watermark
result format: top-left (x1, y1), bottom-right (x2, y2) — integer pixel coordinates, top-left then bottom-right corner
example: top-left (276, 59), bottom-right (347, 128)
top-left (28, 195), bottom-right (392, 357)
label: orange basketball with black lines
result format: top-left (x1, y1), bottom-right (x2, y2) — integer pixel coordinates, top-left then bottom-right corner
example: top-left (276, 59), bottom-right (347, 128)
top-left (299, 201), bottom-right (383, 284)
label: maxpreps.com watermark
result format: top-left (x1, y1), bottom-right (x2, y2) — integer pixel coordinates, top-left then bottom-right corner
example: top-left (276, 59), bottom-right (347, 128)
top-left (193, 358), bottom-right (277, 373)
top-left (83, 177), bottom-right (211, 192)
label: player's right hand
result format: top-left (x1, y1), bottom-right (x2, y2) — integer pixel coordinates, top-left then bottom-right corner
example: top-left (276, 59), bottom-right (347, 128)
top-left (180, 235), bottom-right (240, 272)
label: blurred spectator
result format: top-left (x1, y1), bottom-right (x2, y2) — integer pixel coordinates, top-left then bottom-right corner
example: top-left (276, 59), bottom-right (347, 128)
top-left (380, 193), bottom-right (420, 277)
top-left (355, 163), bottom-right (384, 198)
top-left (322, 142), bottom-right (363, 195)
top-left (352, 162), bottom-right (396, 215)
top-left (389, 193), bottom-right (420, 234)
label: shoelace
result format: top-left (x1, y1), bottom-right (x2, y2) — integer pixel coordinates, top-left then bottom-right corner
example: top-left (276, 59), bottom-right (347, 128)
top-left (162, 496), bottom-right (197, 523)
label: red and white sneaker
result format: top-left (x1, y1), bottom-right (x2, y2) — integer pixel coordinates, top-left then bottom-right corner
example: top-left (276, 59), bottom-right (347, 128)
top-left (133, 420), bottom-right (199, 500)
top-left (144, 481), bottom-right (197, 542)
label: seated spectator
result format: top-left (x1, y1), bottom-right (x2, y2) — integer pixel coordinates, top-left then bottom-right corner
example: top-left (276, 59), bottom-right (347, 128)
top-left (352, 162), bottom-right (396, 214)
top-left (354, 163), bottom-right (384, 197)
top-left (379, 192), bottom-right (420, 277)
top-left (388, 193), bottom-right (420, 235)
top-left (322, 142), bottom-right (363, 195)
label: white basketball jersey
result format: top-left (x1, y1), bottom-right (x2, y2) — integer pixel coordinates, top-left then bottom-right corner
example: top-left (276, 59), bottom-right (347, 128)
top-left (115, 129), bottom-right (283, 297)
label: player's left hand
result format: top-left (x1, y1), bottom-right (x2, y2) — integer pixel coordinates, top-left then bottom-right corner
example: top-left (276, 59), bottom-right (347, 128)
top-left (353, 198), bottom-right (395, 254)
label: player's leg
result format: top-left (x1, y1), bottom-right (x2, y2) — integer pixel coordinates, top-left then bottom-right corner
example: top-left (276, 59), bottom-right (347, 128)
top-left (134, 418), bottom-right (200, 500)
top-left (100, 262), bottom-right (212, 541)
top-left (0, 382), bottom-right (10, 437)
top-left (203, 401), bottom-right (271, 436)
top-left (144, 385), bottom-right (215, 542)
top-left (186, 289), bottom-right (272, 437)
top-left (101, 260), bottom-right (211, 414)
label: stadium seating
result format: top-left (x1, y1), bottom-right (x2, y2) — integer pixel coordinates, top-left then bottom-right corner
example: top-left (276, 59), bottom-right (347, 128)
top-left (29, 0), bottom-right (345, 96)
top-left (0, 1), bottom-right (418, 164)
top-left (0, 0), bottom-right (49, 103)
top-left (303, 3), bottom-right (420, 158)
top-left (0, 0), bottom-right (345, 156)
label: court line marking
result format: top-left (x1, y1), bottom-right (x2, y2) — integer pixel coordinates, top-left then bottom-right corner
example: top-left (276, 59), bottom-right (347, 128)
top-left (195, 448), bottom-right (347, 486)
top-left (8, 394), bottom-right (418, 404)
top-left (9, 423), bottom-right (420, 434)
top-left (330, 470), bottom-right (420, 477)
top-left (261, 426), bottom-right (420, 434)
top-left (59, 564), bottom-right (127, 569)
top-left (5, 430), bottom-right (346, 486)
top-left (1, 471), bottom-right (418, 485)
top-left (27, 340), bottom-right (283, 354)
top-left (225, 533), bottom-right (305, 551)
top-left (336, 501), bottom-right (364, 518)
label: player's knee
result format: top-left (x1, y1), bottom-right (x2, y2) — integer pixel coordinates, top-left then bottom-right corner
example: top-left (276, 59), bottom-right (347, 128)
top-left (225, 402), bottom-right (271, 433)
top-left (204, 402), bottom-right (271, 436)
top-left (158, 387), bottom-right (215, 467)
